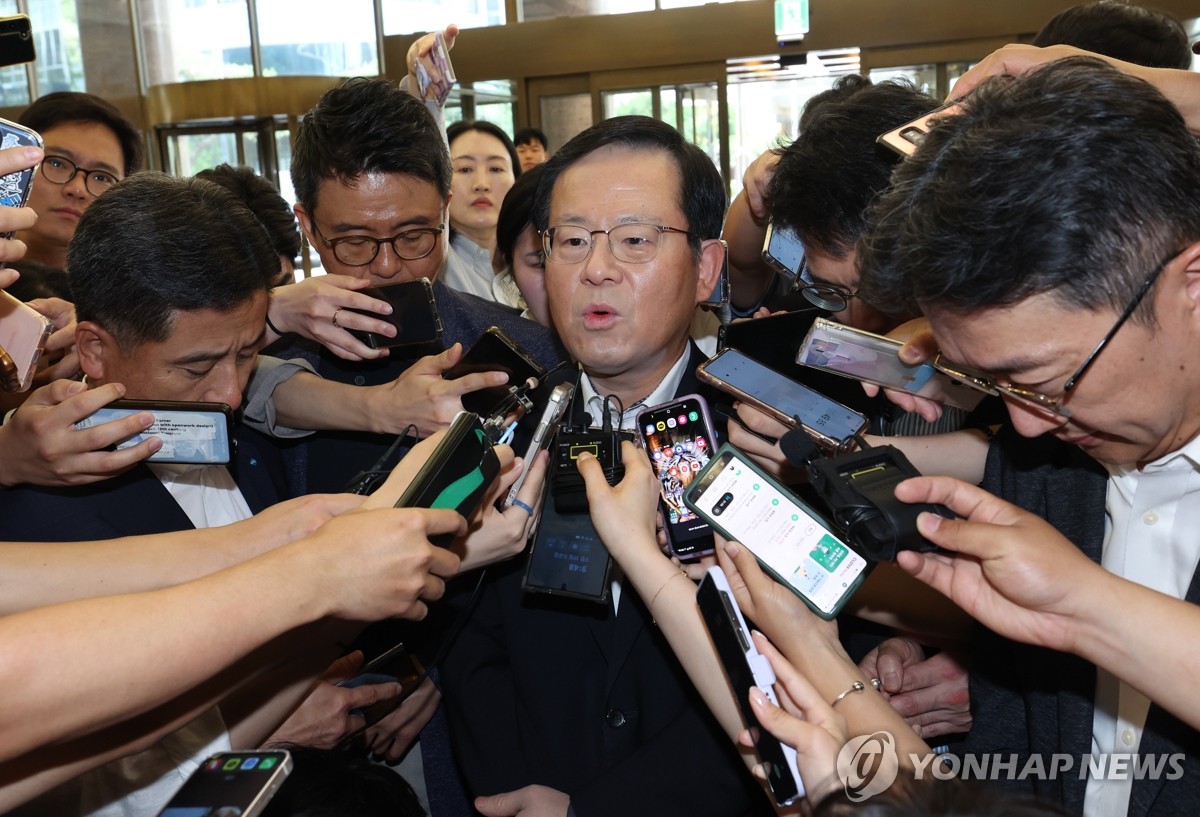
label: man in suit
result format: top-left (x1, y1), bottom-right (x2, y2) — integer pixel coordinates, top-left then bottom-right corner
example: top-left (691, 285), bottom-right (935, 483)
top-left (857, 57), bottom-right (1200, 815)
top-left (441, 116), bottom-right (770, 817)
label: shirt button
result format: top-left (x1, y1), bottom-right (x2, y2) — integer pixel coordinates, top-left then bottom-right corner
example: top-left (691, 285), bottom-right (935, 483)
top-left (1122, 728), bottom-right (1137, 746)
top-left (605, 708), bottom-right (627, 728)
top-left (354, 375), bottom-right (366, 386)
top-left (1143, 510), bottom-right (1159, 525)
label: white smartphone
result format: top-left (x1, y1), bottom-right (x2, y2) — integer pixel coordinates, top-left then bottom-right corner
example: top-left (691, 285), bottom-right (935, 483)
top-left (505, 381), bottom-right (574, 508)
top-left (798, 317), bottom-right (987, 410)
top-left (697, 566), bottom-right (805, 806)
top-left (156, 750), bottom-right (291, 817)
top-left (684, 443), bottom-right (872, 619)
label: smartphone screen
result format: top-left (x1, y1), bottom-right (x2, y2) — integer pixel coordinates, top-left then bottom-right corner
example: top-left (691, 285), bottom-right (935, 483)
top-left (74, 400), bottom-right (233, 464)
top-left (637, 395), bottom-right (716, 559)
top-left (157, 751), bottom-right (291, 817)
top-left (443, 326), bottom-right (546, 417)
top-left (697, 568), bottom-right (803, 806)
top-left (685, 444), bottom-right (870, 619)
top-left (699, 348), bottom-right (866, 450)
top-left (762, 222), bottom-right (805, 282)
top-left (349, 278), bottom-right (442, 349)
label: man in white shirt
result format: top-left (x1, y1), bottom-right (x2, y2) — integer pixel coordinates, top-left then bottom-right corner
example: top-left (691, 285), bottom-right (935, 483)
top-left (857, 57), bottom-right (1200, 816)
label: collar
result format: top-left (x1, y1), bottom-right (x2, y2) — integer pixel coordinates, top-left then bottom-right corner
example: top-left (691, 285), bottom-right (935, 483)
top-left (578, 347), bottom-right (691, 431)
top-left (1108, 431), bottom-right (1200, 478)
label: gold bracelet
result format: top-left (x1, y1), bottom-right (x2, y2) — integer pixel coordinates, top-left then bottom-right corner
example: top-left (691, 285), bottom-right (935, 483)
top-left (649, 569), bottom-right (689, 625)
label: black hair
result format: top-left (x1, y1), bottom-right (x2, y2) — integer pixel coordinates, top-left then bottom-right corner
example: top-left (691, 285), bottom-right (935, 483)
top-left (290, 77), bottom-right (451, 215)
top-left (68, 172), bottom-right (278, 349)
top-left (1033, 0), bottom-right (1192, 70)
top-left (514, 127), bottom-right (549, 151)
top-left (19, 92), bottom-right (143, 176)
top-left (259, 746), bottom-right (426, 817)
top-left (6, 259), bottom-right (71, 301)
top-left (767, 75), bottom-right (937, 257)
top-left (532, 115), bottom-right (726, 254)
top-left (196, 164), bottom-right (302, 263)
top-left (813, 776), bottom-right (1071, 817)
top-left (448, 119), bottom-right (521, 179)
top-left (857, 57), bottom-right (1200, 324)
top-left (495, 164), bottom-right (545, 271)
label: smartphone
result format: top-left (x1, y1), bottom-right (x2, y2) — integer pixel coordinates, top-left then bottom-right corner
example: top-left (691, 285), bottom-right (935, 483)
top-left (762, 222), bottom-right (805, 283)
top-left (637, 394), bottom-right (717, 560)
top-left (156, 750), bottom-right (291, 817)
top-left (74, 399), bottom-right (234, 465)
top-left (684, 443), bottom-right (872, 619)
top-left (392, 411), bottom-right (501, 546)
top-left (697, 348), bottom-right (867, 453)
top-left (443, 326), bottom-right (547, 417)
top-left (522, 486), bottom-right (614, 603)
top-left (0, 16), bottom-right (34, 69)
top-left (336, 642), bottom-right (424, 728)
top-left (349, 278), bottom-right (443, 349)
top-left (0, 117), bottom-right (41, 241)
top-left (416, 31), bottom-right (457, 105)
top-left (0, 290), bottom-right (51, 392)
top-left (798, 318), bottom-right (986, 410)
top-left (877, 100), bottom-right (963, 158)
top-left (505, 381), bottom-right (573, 508)
top-left (697, 567), bottom-right (805, 806)
top-left (701, 239), bottom-right (730, 309)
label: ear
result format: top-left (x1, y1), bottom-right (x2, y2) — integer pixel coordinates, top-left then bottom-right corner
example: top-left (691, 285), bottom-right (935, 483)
top-left (293, 203), bottom-right (317, 246)
top-left (694, 238), bottom-right (726, 305)
top-left (75, 321), bottom-right (120, 384)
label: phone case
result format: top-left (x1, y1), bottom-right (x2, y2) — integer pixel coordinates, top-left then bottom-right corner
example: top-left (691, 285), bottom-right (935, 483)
top-left (75, 399), bottom-right (235, 464)
top-left (697, 567), bottom-right (804, 805)
top-left (505, 381), bottom-right (573, 507)
top-left (443, 325), bottom-right (547, 417)
top-left (0, 117), bottom-right (42, 227)
top-left (392, 411), bottom-right (501, 546)
top-left (0, 290), bottom-right (52, 392)
top-left (876, 100), bottom-right (963, 158)
top-left (683, 443), bottom-right (872, 620)
top-left (351, 278), bottom-right (443, 349)
top-left (798, 317), bottom-right (986, 410)
top-left (761, 222), bottom-right (805, 282)
top-left (0, 16), bottom-right (34, 69)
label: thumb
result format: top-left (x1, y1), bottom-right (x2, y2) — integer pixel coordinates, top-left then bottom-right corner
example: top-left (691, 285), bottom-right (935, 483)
top-left (426, 342), bottom-right (463, 374)
top-left (443, 24), bottom-right (460, 50)
top-left (474, 792), bottom-right (516, 817)
top-left (343, 680), bottom-right (404, 711)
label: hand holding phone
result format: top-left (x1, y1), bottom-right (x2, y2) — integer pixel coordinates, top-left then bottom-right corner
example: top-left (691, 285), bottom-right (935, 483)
top-left (506, 381), bottom-right (573, 507)
top-left (156, 751), bottom-right (291, 817)
top-left (637, 394), bottom-right (717, 559)
top-left (75, 399), bottom-right (234, 464)
top-left (413, 29), bottom-right (458, 105)
top-left (443, 326), bottom-right (546, 417)
top-left (348, 279), bottom-right (443, 349)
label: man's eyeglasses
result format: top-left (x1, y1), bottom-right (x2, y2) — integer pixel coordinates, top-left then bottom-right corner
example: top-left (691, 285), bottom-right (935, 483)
top-left (40, 155), bottom-right (119, 197)
top-left (932, 249), bottom-right (1179, 419)
top-left (793, 257), bottom-right (855, 312)
top-left (542, 223), bottom-right (690, 265)
top-left (311, 221), bottom-right (444, 267)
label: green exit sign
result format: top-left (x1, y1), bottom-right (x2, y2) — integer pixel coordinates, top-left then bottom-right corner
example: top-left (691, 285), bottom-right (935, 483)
top-left (775, 0), bottom-right (809, 41)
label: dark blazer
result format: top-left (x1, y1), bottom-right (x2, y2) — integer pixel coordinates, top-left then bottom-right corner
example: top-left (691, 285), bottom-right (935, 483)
top-left (0, 423), bottom-right (287, 542)
top-left (967, 429), bottom-right (1200, 816)
top-left (277, 282), bottom-right (566, 496)
top-left (441, 343), bottom-right (770, 817)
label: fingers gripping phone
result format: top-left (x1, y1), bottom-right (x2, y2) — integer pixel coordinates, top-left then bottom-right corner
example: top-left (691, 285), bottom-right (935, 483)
top-left (684, 443), bottom-right (872, 619)
top-left (392, 411), bottom-right (501, 547)
top-left (156, 750), bottom-right (291, 817)
top-left (697, 348), bottom-right (867, 453)
top-left (0, 116), bottom-right (41, 223)
top-left (697, 567), bottom-right (804, 807)
top-left (348, 278), bottom-right (443, 349)
top-left (74, 399), bottom-right (235, 464)
top-left (637, 394), bottom-right (717, 560)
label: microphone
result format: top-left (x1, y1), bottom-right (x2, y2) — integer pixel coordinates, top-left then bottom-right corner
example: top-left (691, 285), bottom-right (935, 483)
top-left (779, 426), bottom-right (822, 469)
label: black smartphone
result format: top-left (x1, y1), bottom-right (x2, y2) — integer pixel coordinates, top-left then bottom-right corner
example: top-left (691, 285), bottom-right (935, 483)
top-left (685, 444), bottom-right (872, 619)
top-left (349, 278), bottom-right (443, 349)
top-left (697, 567), bottom-right (804, 806)
top-left (522, 482), bottom-right (614, 603)
top-left (156, 750), bottom-right (291, 817)
top-left (761, 222), bottom-right (805, 283)
top-left (392, 411), bottom-right (501, 546)
top-left (443, 326), bottom-right (546, 417)
top-left (636, 394), bottom-right (717, 560)
top-left (336, 642), bottom-right (424, 728)
top-left (701, 239), bottom-right (730, 309)
top-left (0, 16), bottom-right (33, 69)
top-left (697, 348), bottom-right (867, 453)
top-left (74, 399), bottom-right (235, 465)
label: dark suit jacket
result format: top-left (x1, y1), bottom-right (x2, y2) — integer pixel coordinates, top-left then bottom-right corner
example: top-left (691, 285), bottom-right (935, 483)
top-left (967, 429), bottom-right (1200, 816)
top-left (441, 343), bottom-right (770, 817)
top-left (277, 282), bottom-right (566, 496)
top-left (0, 424), bottom-right (288, 542)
